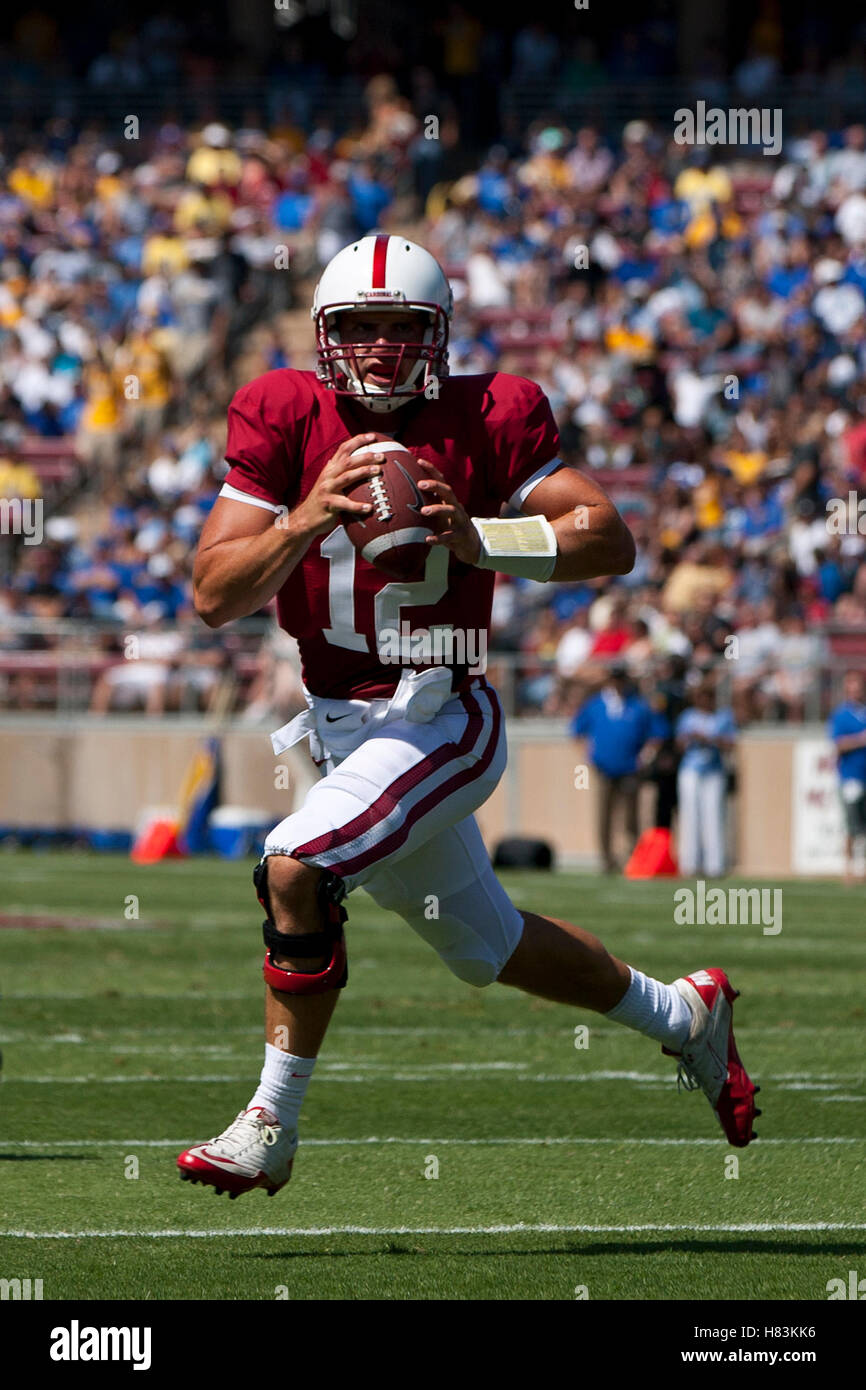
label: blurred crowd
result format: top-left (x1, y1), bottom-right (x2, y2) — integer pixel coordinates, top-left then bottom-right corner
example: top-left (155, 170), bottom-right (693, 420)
top-left (0, 95), bottom-right (422, 715)
top-left (430, 115), bottom-right (866, 727)
top-left (2, 26), bottom-right (866, 723)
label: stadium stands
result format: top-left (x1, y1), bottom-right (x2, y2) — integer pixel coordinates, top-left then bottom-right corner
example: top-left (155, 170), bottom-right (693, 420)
top-left (1, 11), bottom-right (865, 727)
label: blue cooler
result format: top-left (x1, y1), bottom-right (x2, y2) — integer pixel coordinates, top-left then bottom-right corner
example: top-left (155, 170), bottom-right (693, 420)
top-left (208, 807), bottom-right (274, 859)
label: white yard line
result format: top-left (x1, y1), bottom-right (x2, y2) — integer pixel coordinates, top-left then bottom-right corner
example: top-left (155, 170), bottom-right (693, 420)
top-left (3, 1023), bottom-right (862, 1045)
top-left (815, 1096), bottom-right (866, 1103)
top-left (4, 1069), bottom-right (863, 1084)
top-left (3, 983), bottom-right (863, 999)
top-left (10, 916), bottom-right (866, 946)
top-left (3, 1222), bottom-right (865, 1239)
top-left (0, 1051), bottom-right (534, 1066)
top-left (2, 1136), bottom-right (864, 1148)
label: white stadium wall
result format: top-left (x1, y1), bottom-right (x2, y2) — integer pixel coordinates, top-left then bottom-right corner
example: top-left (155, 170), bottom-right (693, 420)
top-left (0, 719), bottom-right (840, 877)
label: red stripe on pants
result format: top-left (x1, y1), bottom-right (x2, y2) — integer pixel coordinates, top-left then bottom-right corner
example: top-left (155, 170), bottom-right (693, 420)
top-left (291, 685), bottom-right (502, 876)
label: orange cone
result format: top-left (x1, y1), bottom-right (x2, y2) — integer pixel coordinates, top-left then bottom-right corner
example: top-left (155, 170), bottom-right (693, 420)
top-left (624, 827), bottom-right (679, 878)
top-left (130, 818), bottom-right (186, 864)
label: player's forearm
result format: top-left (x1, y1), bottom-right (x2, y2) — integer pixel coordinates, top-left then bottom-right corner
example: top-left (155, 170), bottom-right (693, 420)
top-left (193, 517), bottom-right (315, 626)
top-left (548, 506), bottom-right (635, 581)
top-left (469, 504), bottom-right (633, 582)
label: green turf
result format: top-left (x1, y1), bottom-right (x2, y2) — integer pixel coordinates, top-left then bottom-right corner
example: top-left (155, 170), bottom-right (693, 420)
top-left (1, 853), bottom-right (864, 1300)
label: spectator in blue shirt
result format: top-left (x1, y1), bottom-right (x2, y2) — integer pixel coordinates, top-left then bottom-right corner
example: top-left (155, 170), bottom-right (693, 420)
top-left (477, 148), bottom-right (515, 217)
top-left (815, 544), bottom-right (854, 605)
top-left (273, 190), bottom-right (313, 232)
top-left (571, 664), bottom-right (657, 873)
top-left (346, 162), bottom-right (392, 232)
top-left (675, 681), bottom-right (738, 877)
top-left (828, 670), bottom-right (866, 885)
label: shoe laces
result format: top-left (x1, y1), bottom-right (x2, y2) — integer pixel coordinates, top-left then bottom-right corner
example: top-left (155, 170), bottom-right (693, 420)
top-left (675, 1060), bottom-right (702, 1094)
top-left (212, 1109), bottom-right (279, 1150)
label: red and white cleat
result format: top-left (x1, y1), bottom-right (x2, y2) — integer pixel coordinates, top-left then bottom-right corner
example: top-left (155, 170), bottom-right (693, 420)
top-left (177, 1107), bottom-right (298, 1198)
top-left (662, 968), bottom-right (761, 1148)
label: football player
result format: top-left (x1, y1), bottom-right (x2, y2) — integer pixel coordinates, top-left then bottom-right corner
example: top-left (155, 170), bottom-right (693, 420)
top-left (178, 235), bottom-right (758, 1198)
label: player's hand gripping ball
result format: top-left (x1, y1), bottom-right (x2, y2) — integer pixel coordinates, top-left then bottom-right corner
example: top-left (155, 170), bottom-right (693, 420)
top-left (343, 439), bottom-right (432, 580)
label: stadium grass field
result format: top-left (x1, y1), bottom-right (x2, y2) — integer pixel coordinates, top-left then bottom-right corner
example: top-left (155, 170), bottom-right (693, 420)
top-left (1, 852), bottom-right (864, 1301)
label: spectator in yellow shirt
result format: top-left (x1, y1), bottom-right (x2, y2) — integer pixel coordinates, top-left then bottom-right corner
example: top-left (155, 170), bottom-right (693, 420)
top-left (186, 125), bottom-right (242, 188)
top-left (0, 458), bottom-right (41, 499)
top-left (674, 163), bottom-right (733, 211)
top-left (142, 235), bottom-right (190, 277)
top-left (8, 153), bottom-right (54, 207)
top-left (114, 330), bottom-right (172, 439)
top-left (173, 186), bottom-right (234, 235)
top-left (723, 446), bottom-right (768, 485)
top-left (663, 541), bottom-right (734, 614)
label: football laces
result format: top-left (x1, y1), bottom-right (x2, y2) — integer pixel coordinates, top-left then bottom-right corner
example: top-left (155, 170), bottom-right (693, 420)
top-left (368, 475), bottom-right (393, 523)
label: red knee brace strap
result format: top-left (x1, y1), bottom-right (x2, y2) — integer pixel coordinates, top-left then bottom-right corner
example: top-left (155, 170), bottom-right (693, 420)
top-left (255, 859), bottom-right (349, 995)
top-left (262, 935), bottom-right (347, 994)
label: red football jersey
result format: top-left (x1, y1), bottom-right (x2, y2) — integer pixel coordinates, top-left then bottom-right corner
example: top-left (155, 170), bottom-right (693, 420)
top-left (221, 369), bottom-right (560, 698)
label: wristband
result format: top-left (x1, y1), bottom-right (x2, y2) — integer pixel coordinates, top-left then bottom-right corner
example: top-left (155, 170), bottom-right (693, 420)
top-left (471, 515), bottom-right (558, 581)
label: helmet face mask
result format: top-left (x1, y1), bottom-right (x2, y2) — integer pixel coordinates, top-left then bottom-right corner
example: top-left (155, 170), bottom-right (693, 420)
top-left (311, 236), bottom-right (453, 413)
top-left (314, 301), bottom-right (449, 408)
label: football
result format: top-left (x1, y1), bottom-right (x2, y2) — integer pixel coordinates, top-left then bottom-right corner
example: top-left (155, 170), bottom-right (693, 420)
top-left (343, 439), bottom-right (431, 580)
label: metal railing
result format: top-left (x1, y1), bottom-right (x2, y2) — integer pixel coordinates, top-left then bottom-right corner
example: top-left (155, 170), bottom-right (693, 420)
top-left (0, 618), bottom-right (858, 723)
top-left (0, 76), bottom-right (854, 139)
top-left (498, 77), bottom-right (866, 135)
top-left (0, 77), bottom-right (367, 131)
top-left (0, 617), bottom-right (270, 716)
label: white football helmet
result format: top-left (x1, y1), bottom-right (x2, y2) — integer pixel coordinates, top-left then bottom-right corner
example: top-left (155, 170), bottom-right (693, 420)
top-left (311, 233), bottom-right (453, 412)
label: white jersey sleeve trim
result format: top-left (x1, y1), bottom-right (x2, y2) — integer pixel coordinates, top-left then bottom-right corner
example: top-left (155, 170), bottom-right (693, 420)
top-left (219, 482), bottom-right (283, 514)
top-left (508, 457), bottom-right (565, 511)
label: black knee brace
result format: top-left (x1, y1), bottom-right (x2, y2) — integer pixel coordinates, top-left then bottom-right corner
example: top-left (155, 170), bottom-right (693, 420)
top-left (253, 858), bottom-right (348, 994)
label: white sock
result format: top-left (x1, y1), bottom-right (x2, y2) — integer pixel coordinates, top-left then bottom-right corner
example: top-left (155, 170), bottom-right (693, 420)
top-left (248, 1044), bottom-right (316, 1131)
top-left (604, 967), bottom-right (692, 1050)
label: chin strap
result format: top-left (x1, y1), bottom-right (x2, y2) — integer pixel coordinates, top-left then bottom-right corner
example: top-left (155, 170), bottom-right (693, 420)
top-left (354, 392), bottom-right (413, 413)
